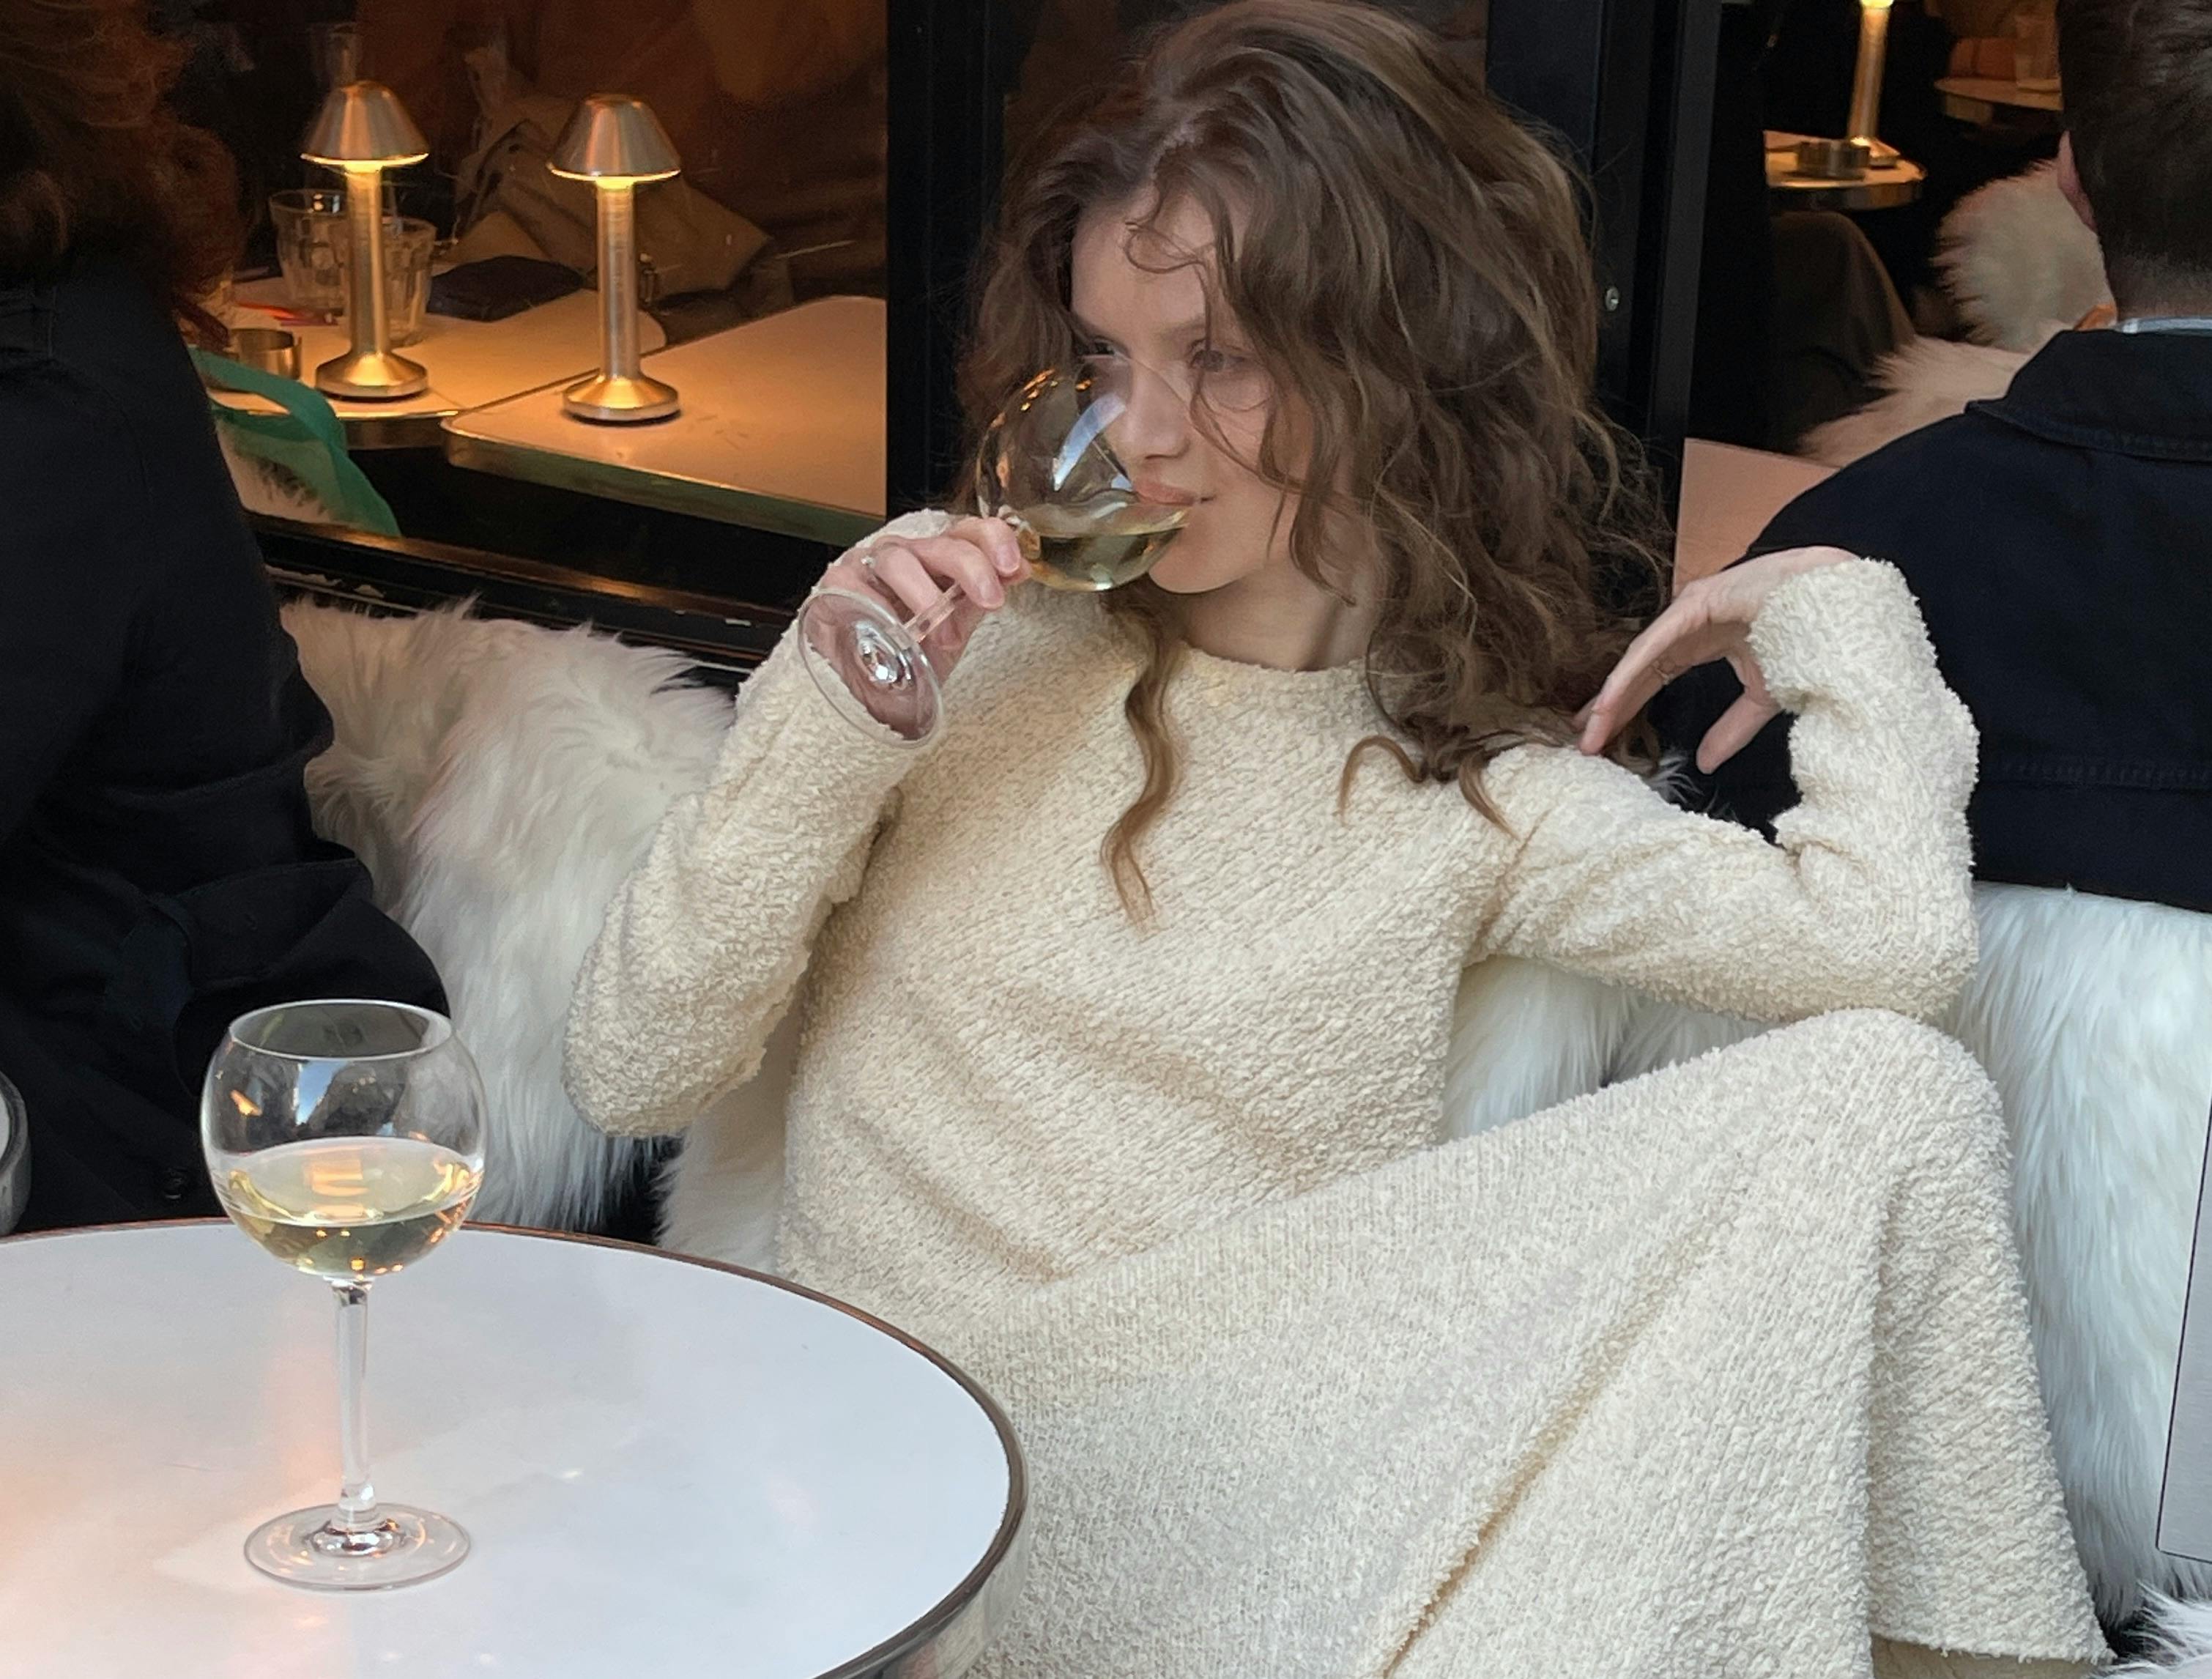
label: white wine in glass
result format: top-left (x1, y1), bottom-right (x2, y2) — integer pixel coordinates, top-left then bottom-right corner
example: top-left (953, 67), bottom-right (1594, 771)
top-left (798, 355), bottom-right (1189, 739)
top-left (219, 1135), bottom-right (479, 1281)
top-left (1017, 493), bottom-right (1189, 593)
top-left (203, 999), bottom-right (486, 1591)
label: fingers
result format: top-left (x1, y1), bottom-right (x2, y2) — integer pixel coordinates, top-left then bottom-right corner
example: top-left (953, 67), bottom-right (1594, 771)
top-left (1578, 593), bottom-right (1721, 754)
top-left (868, 541), bottom-right (975, 618)
top-left (945, 516), bottom-right (1028, 582)
top-left (826, 524), bottom-right (1022, 623)
top-left (1695, 692), bottom-right (1781, 774)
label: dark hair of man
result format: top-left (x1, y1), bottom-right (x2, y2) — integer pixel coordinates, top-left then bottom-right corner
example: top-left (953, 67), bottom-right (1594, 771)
top-left (2058, 0), bottom-right (2212, 310)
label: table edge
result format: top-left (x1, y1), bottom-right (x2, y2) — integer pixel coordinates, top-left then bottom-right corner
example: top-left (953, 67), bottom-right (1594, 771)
top-left (1, 1217), bottom-right (1030, 1679)
top-left (441, 426), bottom-right (883, 546)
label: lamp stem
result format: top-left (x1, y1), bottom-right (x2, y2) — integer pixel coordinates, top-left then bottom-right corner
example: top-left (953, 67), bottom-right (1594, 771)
top-left (1847, 4), bottom-right (1890, 145)
top-left (344, 164), bottom-right (390, 361)
top-left (598, 180), bottom-right (640, 383)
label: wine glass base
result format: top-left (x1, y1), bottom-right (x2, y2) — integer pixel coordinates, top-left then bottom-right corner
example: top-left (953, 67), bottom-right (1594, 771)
top-left (797, 588), bottom-right (943, 743)
top-left (245, 1504), bottom-right (470, 1591)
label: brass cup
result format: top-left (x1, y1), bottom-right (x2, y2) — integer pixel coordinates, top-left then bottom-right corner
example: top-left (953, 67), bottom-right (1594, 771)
top-left (228, 327), bottom-right (302, 379)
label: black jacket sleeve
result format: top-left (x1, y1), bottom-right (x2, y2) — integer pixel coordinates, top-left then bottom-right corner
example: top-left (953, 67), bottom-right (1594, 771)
top-left (0, 366), bottom-right (146, 846)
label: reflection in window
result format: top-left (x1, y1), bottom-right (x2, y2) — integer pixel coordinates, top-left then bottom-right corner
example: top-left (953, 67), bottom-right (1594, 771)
top-left (179, 1), bottom-right (886, 331)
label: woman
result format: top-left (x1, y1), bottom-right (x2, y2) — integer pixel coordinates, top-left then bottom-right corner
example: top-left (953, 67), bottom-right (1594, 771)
top-left (0, 0), bottom-right (445, 1228)
top-left (567, 4), bottom-right (2104, 1671)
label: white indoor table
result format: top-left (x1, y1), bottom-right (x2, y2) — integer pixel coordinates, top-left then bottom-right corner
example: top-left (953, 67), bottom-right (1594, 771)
top-left (0, 1222), bottom-right (1026, 1678)
top-left (442, 295), bottom-right (888, 546)
top-left (212, 279), bottom-right (666, 451)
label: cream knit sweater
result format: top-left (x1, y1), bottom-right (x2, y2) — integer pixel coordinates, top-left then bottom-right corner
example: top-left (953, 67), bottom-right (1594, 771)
top-left (568, 532), bottom-right (1975, 1322)
top-left (565, 530), bottom-right (2110, 1675)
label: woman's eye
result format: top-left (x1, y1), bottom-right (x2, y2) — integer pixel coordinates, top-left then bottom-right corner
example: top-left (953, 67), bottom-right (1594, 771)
top-left (1192, 346), bottom-right (1244, 375)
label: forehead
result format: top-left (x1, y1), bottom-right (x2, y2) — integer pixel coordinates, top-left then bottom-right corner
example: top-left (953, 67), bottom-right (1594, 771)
top-left (1069, 191), bottom-right (1222, 339)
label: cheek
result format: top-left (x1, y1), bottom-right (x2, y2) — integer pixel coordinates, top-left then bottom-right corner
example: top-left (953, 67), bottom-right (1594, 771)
top-left (1146, 459), bottom-right (1300, 595)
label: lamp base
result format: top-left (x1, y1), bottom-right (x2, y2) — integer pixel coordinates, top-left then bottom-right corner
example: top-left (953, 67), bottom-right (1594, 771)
top-left (315, 348), bottom-right (429, 401)
top-left (1793, 137), bottom-right (1872, 179)
top-left (563, 371), bottom-right (680, 423)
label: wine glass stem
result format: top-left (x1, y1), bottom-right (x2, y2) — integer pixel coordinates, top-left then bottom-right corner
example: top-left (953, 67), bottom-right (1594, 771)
top-left (331, 1280), bottom-right (381, 1535)
top-left (901, 582), bottom-right (968, 647)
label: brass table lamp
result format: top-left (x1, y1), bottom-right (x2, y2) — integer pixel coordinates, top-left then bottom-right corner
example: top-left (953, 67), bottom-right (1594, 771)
top-left (303, 81), bottom-right (430, 400)
top-left (549, 96), bottom-right (681, 423)
top-left (1796, 0), bottom-right (1897, 180)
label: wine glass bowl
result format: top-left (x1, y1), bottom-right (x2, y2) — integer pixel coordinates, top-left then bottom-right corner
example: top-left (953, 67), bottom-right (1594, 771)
top-left (797, 355), bottom-right (1189, 740)
top-left (976, 360), bottom-right (1191, 594)
top-left (203, 999), bottom-right (486, 1590)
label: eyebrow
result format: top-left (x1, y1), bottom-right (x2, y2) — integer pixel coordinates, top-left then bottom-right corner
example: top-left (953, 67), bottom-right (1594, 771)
top-left (1069, 311), bottom-right (1214, 344)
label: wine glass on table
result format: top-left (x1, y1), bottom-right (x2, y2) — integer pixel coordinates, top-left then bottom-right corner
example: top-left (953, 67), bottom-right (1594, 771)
top-left (202, 999), bottom-right (486, 1590)
top-left (798, 354), bottom-right (1193, 740)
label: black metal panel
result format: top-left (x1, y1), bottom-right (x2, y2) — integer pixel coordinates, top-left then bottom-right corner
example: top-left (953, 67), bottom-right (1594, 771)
top-left (1486, 0), bottom-right (1647, 408)
top-left (886, 0), bottom-right (1012, 513)
top-left (254, 518), bottom-right (790, 685)
top-left (1486, 0), bottom-right (1723, 489)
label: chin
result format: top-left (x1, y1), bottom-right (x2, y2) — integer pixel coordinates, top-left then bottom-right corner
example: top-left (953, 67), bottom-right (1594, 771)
top-left (1146, 538), bottom-right (1246, 596)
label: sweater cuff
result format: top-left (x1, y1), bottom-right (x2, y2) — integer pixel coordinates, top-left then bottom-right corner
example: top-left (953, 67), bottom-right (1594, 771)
top-left (717, 626), bottom-right (929, 820)
top-left (1745, 557), bottom-right (1945, 716)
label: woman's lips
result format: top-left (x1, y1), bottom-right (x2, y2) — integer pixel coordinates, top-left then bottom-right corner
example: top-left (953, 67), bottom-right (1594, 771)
top-left (1129, 480), bottom-right (1201, 508)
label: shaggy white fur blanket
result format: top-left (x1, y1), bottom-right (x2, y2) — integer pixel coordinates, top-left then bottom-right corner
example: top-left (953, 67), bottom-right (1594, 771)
top-left (1937, 162), bottom-right (2109, 352)
top-left (286, 601), bottom-right (731, 1228)
top-left (1800, 162), bottom-right (2107, 469)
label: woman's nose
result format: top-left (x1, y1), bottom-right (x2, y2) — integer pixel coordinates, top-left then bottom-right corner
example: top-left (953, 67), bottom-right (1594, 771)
top-left (1113, 360), bottom-right (1190, 462)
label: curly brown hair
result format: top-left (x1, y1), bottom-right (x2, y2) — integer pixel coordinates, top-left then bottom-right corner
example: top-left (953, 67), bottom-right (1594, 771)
top-left (962, 0), bottom-right (1666, 913)
top-left (0, 0), bottom-right (240, 343)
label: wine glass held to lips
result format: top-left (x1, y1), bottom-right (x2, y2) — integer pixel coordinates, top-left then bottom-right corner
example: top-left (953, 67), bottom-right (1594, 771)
top-left (201, 999), bottom-right (487, 1591)
top-left (797, 355), bottom-right (1194, 742)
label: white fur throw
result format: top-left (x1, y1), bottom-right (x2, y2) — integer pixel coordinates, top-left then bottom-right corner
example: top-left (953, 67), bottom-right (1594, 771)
top-left (286, 601), bottom-right (732, 1228)
top-left (1797, 161), bottom-right (2106, 469)
top-left (1938, 160), bottom-right (2110, 352)
top-left (1800, 336), bottom-right (2033, 467)
top-left (2119, 1595), bottom-right (2212, 1676)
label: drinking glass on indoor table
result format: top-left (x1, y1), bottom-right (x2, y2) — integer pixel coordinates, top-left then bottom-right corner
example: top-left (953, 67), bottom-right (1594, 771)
top-left (202, 1000), bottom-right (486, 1590)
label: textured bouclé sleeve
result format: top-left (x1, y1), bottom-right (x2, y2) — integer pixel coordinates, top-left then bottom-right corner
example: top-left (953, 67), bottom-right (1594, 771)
top-left (562, 513), bottom-right (952, 1135)
top-left (1477, 560), bottom-right (1978, 1023)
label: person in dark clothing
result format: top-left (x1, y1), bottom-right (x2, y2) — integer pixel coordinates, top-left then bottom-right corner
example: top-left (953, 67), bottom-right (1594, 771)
top-left (0, 0), bottom-right (445, 1230)
top-left (1653, 0), bottom-right (2212, 914)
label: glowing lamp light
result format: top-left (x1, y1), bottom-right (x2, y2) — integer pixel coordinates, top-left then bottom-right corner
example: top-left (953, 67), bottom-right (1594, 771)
top-left (300, 81), bottom-right (431, 401)
top-left (549, 95), bottom-right (683, 423)
top-left (1847, 0), bottom-right (1896, 147)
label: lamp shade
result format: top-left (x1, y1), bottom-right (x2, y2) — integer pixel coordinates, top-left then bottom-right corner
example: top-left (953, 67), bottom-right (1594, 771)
top-left (302, 81), bottom-right (428, 168)
top-left (549, 95), bottom-right (681, 183)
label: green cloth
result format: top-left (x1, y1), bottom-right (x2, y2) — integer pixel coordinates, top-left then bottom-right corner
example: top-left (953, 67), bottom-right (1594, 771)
top-left (190, 349), bottom-right (400, 537)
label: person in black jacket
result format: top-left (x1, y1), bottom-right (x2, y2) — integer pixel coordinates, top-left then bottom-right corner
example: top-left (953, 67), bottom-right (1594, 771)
top-left (0, 0), bottom-right (445, 1229)
top-left (1653, 0), bottom-right (2212, 914)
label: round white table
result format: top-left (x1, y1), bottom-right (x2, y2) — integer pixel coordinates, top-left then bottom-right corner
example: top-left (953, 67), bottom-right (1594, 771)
top-left (0, 1223), bottom-right (1026, 1677)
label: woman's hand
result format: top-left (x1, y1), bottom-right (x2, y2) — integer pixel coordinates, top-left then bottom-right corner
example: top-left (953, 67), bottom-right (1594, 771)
top-left (1577, 546), bottom-right (1858, 770)
top-left (815, 515), bottom-right (1028, 676)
